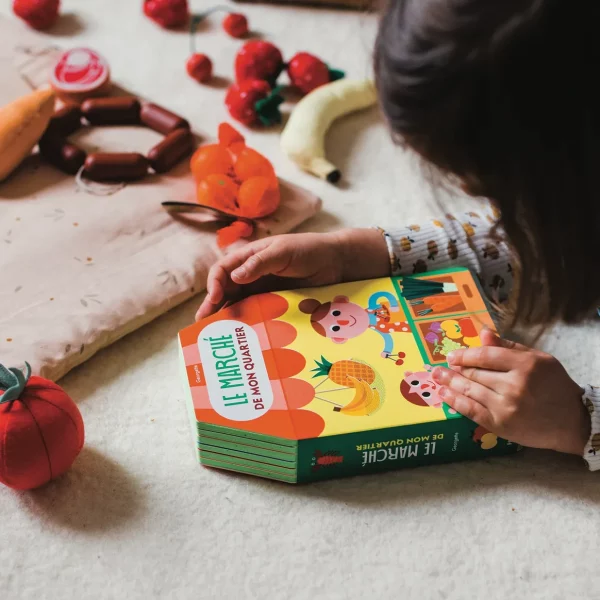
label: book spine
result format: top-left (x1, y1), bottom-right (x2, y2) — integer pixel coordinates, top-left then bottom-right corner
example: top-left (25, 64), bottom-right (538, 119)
top-left (297, 418), bottom-right (520, 483)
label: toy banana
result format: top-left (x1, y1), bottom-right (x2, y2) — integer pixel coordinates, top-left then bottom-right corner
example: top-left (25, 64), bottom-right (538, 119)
top-left (0, 87), bottom-right (55, 182)
top-left (280, 78), bottom-right (377, 183)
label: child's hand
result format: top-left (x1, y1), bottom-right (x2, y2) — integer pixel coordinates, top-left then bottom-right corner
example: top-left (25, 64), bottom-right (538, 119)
top-left (196, 229), bottom-right (390, 320)
top-left (432, 329), bottom-right (590, 455)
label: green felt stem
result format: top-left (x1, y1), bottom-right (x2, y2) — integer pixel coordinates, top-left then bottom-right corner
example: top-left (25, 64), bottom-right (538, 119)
top-left (256, 86), bottom-right (284, 127)
top-left (266, 65), bottom-right (285, 90)
top-left (0, 362), bottom-right (31, 404)
top-left (328, 67), bottom-right (346, 82)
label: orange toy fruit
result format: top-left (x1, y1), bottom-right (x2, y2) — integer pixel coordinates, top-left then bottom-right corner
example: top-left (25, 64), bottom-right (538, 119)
top-left (189, 122), bottom-right (280, 247)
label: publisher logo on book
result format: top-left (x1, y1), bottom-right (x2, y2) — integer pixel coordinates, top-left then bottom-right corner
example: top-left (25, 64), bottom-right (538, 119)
top-left (198, 320), bottom-right (273, 421)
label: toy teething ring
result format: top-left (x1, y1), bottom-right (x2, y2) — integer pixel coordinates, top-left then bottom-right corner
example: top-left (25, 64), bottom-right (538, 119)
top-left (38, 97), bottom-right (195, 183)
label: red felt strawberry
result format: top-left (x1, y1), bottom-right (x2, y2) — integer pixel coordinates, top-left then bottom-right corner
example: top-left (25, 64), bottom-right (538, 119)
top-left (287, 52), bottom-right (344, 95)
top-left (13, 0), bottom-right (60, 30)
top-left (0, 363), bottom-right (84, 490)
top-left (223, 12), bottom-right (248, 38)
top-left (225, 79), bottom-right (283, 127)
top-left (235, 41), bottom-right (284, 87)
top-left (144, 0), bottom-right (189, 29)
top-left (187, 53), bottom-right (213, 83)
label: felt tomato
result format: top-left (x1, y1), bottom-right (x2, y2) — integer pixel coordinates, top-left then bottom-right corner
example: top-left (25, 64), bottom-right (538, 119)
top-left (0, 363), bottom-right (84, 490)
top-left (234, 41), bottom-right (284, 86)
top-left (225, 79), bottom-right (283, 127)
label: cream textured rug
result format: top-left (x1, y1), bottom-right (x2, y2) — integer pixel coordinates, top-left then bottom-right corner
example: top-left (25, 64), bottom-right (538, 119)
top-left (2, 2), bottom-right (600, 599)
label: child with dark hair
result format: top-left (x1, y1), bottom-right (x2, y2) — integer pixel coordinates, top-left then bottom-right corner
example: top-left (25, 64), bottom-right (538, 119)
top-left (197, 0), bottom-right (600, 469)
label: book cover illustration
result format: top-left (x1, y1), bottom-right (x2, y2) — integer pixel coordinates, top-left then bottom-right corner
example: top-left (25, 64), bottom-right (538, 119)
top-left (178, 267), bottom-right (519, 483)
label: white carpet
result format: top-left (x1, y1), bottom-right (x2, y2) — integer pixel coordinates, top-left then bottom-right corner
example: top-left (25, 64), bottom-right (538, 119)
top-left (2, 2), bottom-right (600, 599)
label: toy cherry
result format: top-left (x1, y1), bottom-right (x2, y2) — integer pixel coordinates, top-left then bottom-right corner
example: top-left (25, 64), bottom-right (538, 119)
top-left (190, 6), bottom-right (249, 39)
top-left (0, 363), bottom-right (84, 490)
top-left (189, 123), bottom-right (280, 247)
top-left (187, 53), bottom-right (213, 83)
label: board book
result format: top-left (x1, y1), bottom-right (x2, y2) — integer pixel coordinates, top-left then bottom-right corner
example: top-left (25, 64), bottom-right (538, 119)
top-left (178, 267), bottom-right (520, 483)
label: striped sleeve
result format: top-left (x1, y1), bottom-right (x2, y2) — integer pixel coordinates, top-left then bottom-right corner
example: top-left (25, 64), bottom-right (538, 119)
top-left (583, 385), bottom-right (600, 471)
top-left (380, 205), bottom-right (514, 304)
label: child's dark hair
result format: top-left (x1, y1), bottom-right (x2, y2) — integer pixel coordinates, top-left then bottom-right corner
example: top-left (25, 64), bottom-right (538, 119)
top-left (375, 0), bottom-right (600, 326)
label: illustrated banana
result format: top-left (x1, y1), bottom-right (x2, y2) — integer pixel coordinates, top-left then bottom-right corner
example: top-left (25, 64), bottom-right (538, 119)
top-left (0, 86), bottom-right (55, 182)
top-left (336, 376), bottom-right (367, 412)
top-left (280, 78), bottom-right (377, 183)
top-left (334, 377), bottom-right (382, 417)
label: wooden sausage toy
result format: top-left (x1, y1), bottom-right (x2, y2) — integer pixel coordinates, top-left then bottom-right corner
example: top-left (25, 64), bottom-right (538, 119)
top-left (83, 153), bottom-right (149, 181)
top-left (38, 96), bottom-right (194, 182)
top-left (81, 97), bottom-right (141, 126)
top-left (148, 129), bottom-right (194, 173)
top-left (140, 103), bottom-right (190, 135)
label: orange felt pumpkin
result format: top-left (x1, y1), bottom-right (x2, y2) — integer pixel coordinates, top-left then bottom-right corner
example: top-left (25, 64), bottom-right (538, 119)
top-left (0, 363), bottom-right (84, 490)
top-left (189, 122), bottom-right (280, 247)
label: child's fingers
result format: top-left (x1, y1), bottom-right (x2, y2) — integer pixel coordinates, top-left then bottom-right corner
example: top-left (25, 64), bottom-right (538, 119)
top-left (210, 240), bottom-right (272, 289)
top-left (432, 367), bottom-right (498, 406)
top-left (480, 327), bottom-right (529, 351)
top-left (231, 243), bottom-right (293, 284)
top-left (205, 240), bottom-right (274, 300)
top-left (447, 346), bottom-right (520, 372)
top-left (448, 365), bottom-right (505, 390)
top-left (206, 265), bottom-right (227, 304)
top-left (195, 297), bottom-right (216, 321)
top-left (438, 385), bottom-right (491, 428)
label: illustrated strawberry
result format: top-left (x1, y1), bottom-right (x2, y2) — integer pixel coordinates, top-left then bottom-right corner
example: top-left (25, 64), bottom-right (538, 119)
top-left (234, 41), bottom-right (284, 87)
top-left (225, 79), bottom-right (284, 127)
top-left (13, 0), bottom-right (60, 30)
top-left (287, 52), bottom-right (345, 95)
top-left (144, 0), bottom-right (189, 29)
top-left (223, 13), bottom-right (248, 38)
top-left (187, 53), bottom-right (213, 83)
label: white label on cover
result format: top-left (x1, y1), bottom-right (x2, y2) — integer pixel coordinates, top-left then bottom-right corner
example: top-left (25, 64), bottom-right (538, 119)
top-left (198, 320), bottom-right (273, 421)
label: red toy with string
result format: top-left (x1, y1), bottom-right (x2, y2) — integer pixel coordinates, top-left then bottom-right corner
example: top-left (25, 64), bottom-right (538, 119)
top-left (0, 363), bottom-right (84, 490)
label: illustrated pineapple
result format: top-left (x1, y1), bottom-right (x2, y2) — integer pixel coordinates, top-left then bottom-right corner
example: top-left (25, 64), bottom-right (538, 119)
top-left (311, 356), bottom-right (376, 386)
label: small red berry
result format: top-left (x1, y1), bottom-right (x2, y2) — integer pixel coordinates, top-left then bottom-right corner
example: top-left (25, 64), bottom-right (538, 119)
top-left (186, 53), bottom-right (213, 83)
top-left (287, 52), bottom-right (331, 95)
top-left (234, 41), bottom-right (284, 86)
top-left (223, 13), bottom-right (248, 39)
top-left (144, 0), bottom-right (188, 29)
top-left (395, 359), bottom-right (404, 366)
top-left (398, 352), bottom-right (406, 359)
top-left (225, 79), bottom-right (283, 127)
top-left (13, 0), bottom-right (60, 30)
